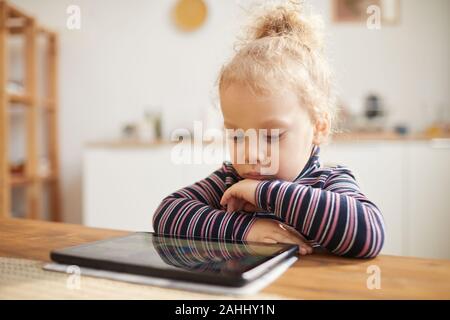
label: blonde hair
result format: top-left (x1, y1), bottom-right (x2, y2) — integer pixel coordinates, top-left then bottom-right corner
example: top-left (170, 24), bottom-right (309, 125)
top-left (218, 1), bottom-right (338, 134)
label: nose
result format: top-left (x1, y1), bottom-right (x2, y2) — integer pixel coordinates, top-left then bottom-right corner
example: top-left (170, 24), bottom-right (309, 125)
top-left (244, 142), bottom-right (258, 165)
top-left (243, 138), bottom-right (269, 166)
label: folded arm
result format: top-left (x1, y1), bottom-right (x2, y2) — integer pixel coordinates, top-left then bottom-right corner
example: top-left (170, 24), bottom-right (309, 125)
top-left (152, 165), bottom-right (256, 240)
top-left (255, 168), bottom-right (385, 258)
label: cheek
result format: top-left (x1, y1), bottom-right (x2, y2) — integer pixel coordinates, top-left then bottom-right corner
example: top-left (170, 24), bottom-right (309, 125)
top-left (277, 141), bottom-right (298, 167)
top-left (276, 134), bottom-right (313, 178)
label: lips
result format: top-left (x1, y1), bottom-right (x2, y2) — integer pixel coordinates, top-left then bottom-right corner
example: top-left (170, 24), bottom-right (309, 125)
top-left (243, 173), bottom-right (274, 180)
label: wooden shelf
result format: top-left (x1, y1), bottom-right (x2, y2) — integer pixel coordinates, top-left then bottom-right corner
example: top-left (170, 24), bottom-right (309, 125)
top-left (8, 93), bottom-right (30, 104)
top-left (10, 172), bottom-right (56, 187)
top-left (6, 2), bottom-right (31, 20)
top-left (1, 0), bottom-right (61, 221)
top-left (8, 96), bottom-right (55, 111)
top-left (39, 98), bottom-right (55, 111)
top-left (10, 173), bottom-right (29, 186)
top-left (40, 172), bottom-right (56, 182)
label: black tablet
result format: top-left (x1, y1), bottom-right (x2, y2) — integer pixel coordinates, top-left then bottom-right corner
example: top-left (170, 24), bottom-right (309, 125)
top-left (50, 232), bottom-right (298, 287)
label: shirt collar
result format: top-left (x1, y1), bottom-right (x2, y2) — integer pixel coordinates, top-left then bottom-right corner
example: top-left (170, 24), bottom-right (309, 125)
top-left (293, 144), bottom-right (321, 181)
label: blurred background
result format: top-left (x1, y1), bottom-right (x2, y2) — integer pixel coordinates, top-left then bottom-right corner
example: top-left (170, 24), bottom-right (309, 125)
top-left (1, 0), bottom-right (449, 259)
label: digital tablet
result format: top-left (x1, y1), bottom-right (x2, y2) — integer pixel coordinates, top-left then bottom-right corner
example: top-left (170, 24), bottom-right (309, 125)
top-left (50, 232), bottom-right (298, 287)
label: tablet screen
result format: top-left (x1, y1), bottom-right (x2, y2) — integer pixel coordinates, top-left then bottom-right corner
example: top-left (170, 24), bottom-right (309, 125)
top-left (52, 232), bottom-right (297, 276)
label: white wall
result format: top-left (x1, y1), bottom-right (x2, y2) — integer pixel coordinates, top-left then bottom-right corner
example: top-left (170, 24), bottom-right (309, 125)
top-left (10, 0), bottom-right (450, 223)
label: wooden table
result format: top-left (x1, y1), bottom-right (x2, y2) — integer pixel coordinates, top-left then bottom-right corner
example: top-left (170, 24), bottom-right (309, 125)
top-left (1, 218), bottom-right (449, 299)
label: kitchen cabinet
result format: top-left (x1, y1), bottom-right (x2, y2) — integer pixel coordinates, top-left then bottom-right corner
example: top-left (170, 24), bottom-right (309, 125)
top-left (83, 145), bottom-right (220, 232)
top-left (320, 140), bottom-right (450, 259)
top-left (405, 140), bottom-right (450, 259)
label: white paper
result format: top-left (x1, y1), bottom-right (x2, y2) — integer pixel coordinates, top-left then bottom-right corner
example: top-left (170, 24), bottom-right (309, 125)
top-left (43, 256), bottom-right (297, 296)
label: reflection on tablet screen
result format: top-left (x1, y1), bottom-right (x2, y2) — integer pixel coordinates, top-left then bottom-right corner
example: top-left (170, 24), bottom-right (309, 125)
top-left (58, 233), bottom-right (291, 275)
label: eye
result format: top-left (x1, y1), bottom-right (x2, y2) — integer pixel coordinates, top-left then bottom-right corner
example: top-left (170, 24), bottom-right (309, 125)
top-left (265, 131), bottom-right (285, 143)
top-left (227, 133), bottom-right (244, 143)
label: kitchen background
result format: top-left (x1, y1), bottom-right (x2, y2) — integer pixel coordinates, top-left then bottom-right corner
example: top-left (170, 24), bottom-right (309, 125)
top-left (3, 0), bottom-right (449, 259)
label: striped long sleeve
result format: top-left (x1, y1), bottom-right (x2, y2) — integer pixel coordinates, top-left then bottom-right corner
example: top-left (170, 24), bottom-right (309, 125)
top-left (152, 163), bottom-right (257, 241)
top-left (255, 167), bottom-right (385, 258)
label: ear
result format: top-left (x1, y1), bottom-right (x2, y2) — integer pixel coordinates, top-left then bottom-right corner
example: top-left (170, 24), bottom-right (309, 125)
top-left (312, 114), bottom-right (330, 145)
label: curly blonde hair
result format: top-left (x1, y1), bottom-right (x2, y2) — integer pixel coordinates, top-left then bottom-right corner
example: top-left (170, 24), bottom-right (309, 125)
top-left (218, 1), bottom-right (338, 135)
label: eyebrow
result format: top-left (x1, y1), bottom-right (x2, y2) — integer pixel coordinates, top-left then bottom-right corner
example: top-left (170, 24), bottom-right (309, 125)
top-left (224, 119), bottom-right (290, 129)
top-left (260, 118), bottom-right (290, 128)
top-left (223, 121), bottom-right (235, 128)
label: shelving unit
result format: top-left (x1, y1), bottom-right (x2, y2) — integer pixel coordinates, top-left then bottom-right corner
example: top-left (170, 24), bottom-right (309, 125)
top-left (0, 0), bottom-right (60, 220)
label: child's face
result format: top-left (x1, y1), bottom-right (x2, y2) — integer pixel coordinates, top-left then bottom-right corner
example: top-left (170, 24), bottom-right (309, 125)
top-left (220, 83), bottom-right (317, 181)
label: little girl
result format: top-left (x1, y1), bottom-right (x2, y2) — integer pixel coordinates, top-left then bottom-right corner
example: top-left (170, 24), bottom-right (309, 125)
top-left (153, 3), bottom-right (385, 258)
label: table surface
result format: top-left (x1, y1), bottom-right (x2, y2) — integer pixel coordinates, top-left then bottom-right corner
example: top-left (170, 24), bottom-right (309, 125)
top-left (1, 217), bottom-right (449, 299)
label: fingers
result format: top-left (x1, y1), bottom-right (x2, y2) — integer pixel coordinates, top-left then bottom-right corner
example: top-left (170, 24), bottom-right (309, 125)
top-left (242, 202), bottom-right (259, 212)
top-left (270, 225), bottom-right (313, 255)
top-left (223, 197), bottom-right (258, 214)
top-left (221, 192), bottom-right (240, 210)
top-left (225, 197), bottom-right (238, 213)
top-left (261, 238), bottom-right (278, 244)
top-left (275, 233), bottom-right (312, 255)
top-left (282, 224), bottom-right (306, 240)
top-left (278, 224), bottom-right (314, 254)
top-left (220, 189), bottom-right (231, 207)
top-left (245, 219), bottom-right (314, 256)
top-left (224, 198), bottom-right (246, 213)
top-left (220, 179), bottom-right (258, 208)
top-left (289, 233), bottom-right (314, 255)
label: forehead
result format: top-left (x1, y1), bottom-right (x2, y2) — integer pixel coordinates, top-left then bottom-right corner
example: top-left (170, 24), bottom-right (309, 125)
top-left (220, 83), bottom-right (302, 129)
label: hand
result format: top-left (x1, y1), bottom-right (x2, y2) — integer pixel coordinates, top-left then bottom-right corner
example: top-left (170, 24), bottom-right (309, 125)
top-left (222, 197), bottom-right (259, 213)
top-left (220, 179), bottom-right (260, 213)
top-left (246, 219), bottom-right (313, 256)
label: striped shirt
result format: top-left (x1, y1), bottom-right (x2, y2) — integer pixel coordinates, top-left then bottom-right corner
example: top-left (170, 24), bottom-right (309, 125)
top-left (153, 145), bottom-right (385, 258)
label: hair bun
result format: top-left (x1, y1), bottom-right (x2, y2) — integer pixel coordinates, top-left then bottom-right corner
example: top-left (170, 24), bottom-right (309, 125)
top-left (246, 2), bottom-right (323, 51)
